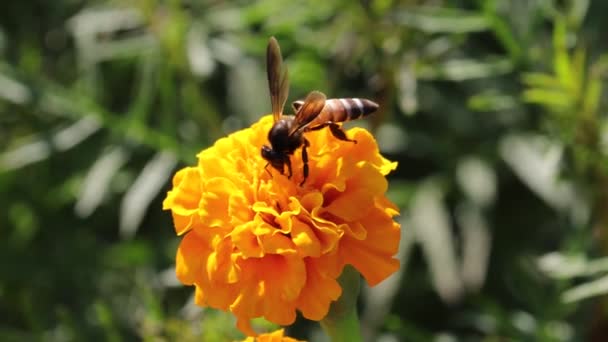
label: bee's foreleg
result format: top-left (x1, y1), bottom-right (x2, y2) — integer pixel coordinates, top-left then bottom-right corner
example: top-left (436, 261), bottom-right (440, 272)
top-left (300, 139), bottom-right (310, 186)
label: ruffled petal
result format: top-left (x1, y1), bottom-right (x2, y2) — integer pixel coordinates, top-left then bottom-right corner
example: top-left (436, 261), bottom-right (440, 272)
top-left (296, 256), bottom-right (343, 320)
top-left (163, 167), bottom-right (201, 235)
top-left (175, 230), bottom-right (208, 285)
top-left (339, 204), bottom-right (401, 286)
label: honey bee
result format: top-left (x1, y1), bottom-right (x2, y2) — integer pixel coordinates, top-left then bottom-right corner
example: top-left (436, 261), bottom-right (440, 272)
top-left (261, 37), bottom-right (379, 185)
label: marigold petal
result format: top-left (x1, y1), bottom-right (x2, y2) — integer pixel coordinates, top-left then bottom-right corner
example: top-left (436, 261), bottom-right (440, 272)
top-left (291, 218), bottom-right (321, 257)
top-left (341, 237), bottom-right (400, 286)
top-left (252, 202), bottom-right (280, 217)
top-left (170, 212), bottom-right (195, 236)
top-left (175, 231), bottom-right (208, 285)
top-left (306, 211), bottom-right (343, 254)
top-left (194, 285), bottom-right (206, 307)
top-left (231, 255), bottom-right (303, 325)
top-left (339, 205), bottom-right (401, 286)
top-left (231, 280), bottom-right (264, 322)
top-left (194, 282), bottom-right (239, 311)
top-left (232, 221), bottom-right (264, 259)
top-left (378, 158), bottom-right (398, 176)
top-left (230, 191), bottom-right (253, 225)
top-left (299, 191), bottom-right (324, 212)
top-left (260, 231), bottom-right (297, 255)
top-left (360, 200), bottom-right (401, 256)
top-left (236, 317), bottom-right (258, 338)
top-left (296, 256), bottom-right (343, 320)
top-left (259, 255), bottom-right (306, 303)
top-left (376, 195), bottom-right (400, 215)
top-left (197, 139), bottom-right (234, 176)
top-left (347, 129), bottom-right (397, 175)
top-left (344, 221), bottom-right (367, 241)
top-left (241, 328), bottom-right (305, 342)
top-left (207, 236), bottom-right (240, 283)
top-left (200, 177), bottom-right (239, 228)
top-left (324, 162), bottom-right (387, 222)
top-left (163, 167), bottom-right (201, 235)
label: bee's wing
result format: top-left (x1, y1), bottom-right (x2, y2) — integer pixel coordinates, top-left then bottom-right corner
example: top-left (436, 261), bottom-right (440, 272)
top-left (289, 91), bottom-right (326, 136)
top-left (267, 37), bottom-right (289, 122)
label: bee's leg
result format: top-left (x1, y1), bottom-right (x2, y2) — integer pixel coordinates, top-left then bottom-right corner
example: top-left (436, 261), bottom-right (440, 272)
top-left (327, 122), bottom-right (357, 144)
top-left (300, 138), bottom-right (310, 186)
top-left (264, 163), bottom-right (273, 178)
top-left (285, 157), bottom-right (293, 179)
top-left (308, 122), bottom-right (357, 144)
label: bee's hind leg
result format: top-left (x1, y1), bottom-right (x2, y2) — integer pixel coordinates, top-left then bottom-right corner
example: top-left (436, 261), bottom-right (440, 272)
top-left (326, 122), bottom-right (357, 144)
top-left (308, 122), bottom-right (357, 143)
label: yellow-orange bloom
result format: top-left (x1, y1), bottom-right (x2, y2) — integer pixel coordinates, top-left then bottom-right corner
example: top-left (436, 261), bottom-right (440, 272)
top-left (240, 328), bottom-right (304, 342)
top-left (163, 115), bottom-right (400, 335)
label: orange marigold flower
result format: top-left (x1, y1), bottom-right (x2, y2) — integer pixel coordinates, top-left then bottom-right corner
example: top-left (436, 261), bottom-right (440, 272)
top-left (163, 115), bottom-right (400, 335)
top-left (240, 328), bottom-right (304, 342)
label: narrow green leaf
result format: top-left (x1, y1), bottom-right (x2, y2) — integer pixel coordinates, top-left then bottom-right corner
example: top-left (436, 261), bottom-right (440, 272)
top-left (482, 0), bottom-right (523, 63)
top-left (570, 47), bottom-right (587, 99)
top-left (522, 88), bottom-right (573, 109)
top-left (468, 90), bottom-right (517, 112)
top-left (0, 118), bottom-right (101, 171)
top-left (553, 19), bottom-right (573, 88)
top-left (417, 58), bottom-right (512, 81)
top-left (521, 72), bottom-right (564, 89)
top-left (582, 76), bottom-right (602, 117)
top-left (394, 6), bottom-right (489, 33)
top-left (563, 274), bottom-right (608, 303)
top-left (119, 151), bottom-right (178, 239)
top-left (75, 147), bottom-right (130, 218)
top-left (567, 0), bottom-right (590, 28)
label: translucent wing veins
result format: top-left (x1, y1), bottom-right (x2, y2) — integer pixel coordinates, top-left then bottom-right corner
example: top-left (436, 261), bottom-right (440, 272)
top-left (267, 37), bottom-right (289, 122)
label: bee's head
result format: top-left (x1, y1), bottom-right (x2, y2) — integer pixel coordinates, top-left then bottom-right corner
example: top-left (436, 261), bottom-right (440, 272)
top-left (261, 145), bottom-right (285, 173)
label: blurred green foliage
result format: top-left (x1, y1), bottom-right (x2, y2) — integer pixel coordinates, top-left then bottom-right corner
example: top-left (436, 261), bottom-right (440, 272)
top-left (2, 0), bottom-right (608, 341)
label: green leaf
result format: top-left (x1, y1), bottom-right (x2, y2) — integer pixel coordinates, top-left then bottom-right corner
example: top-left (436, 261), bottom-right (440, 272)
top-left (552, 19), bottom-right (573, 89)
top-left (119, 151), bottom-right (178, 239)
top-left (521, 72), bottom-right (564, 90)
top-left (567, 0), bottom-right (590, 28)
top-left (570, 47), bottom-right (586, 98)
top-left (75, 147), bottom-right (130, 218)
top-left (394, 6), bottom-right (489, 33)
top-left (482, 0), bottom-right (523, 63)
top-left (582, 75), bottom-right (602, 116)
top-left (468, 90), bottom-right (517, 112)
top-left (417, 58), bottom-right (513, 81)
top-left (562, 274), bottom-right (608, 303)
top-left (522, 88), bottom-right (573, 109)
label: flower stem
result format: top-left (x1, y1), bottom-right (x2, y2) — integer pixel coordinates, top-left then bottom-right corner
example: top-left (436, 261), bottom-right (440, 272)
top-left (320, 265), bottom-right (362, 342)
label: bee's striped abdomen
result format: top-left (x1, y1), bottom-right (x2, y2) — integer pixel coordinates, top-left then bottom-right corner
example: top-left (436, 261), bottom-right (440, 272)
top-left (326, 98), bottom-right (378, 121)
top-left (293, 97), bottom-right (379, 127)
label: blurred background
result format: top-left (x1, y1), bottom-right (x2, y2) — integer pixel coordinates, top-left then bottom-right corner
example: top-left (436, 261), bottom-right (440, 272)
top-left (2, 0), bottom-right (608, 341)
